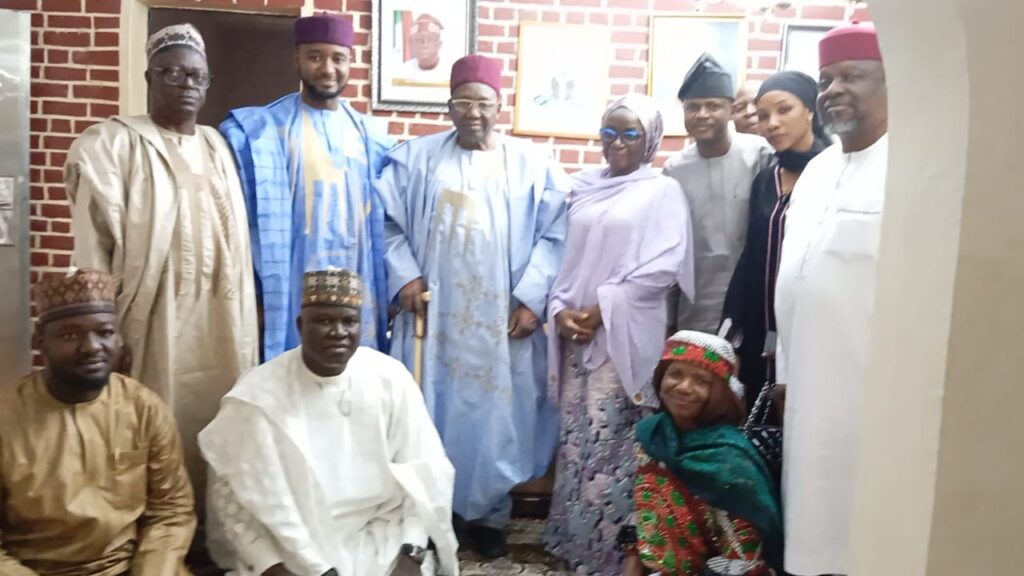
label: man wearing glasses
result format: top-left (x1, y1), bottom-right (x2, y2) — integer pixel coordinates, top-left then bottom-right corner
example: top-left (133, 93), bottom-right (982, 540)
top-left (64, 23), bottom-right (259, 504)
top-left (376, 54), bottom-right (569, 559)
top-left (220, 13), bottom-right (393, 364)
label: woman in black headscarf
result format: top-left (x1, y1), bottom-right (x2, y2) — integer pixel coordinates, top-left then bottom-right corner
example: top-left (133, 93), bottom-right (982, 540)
top-left (720, 71), bottom-right (831, 413)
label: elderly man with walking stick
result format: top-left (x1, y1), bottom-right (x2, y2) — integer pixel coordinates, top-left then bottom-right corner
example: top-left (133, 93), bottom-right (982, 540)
top-left (376, 54), bottom-right (569, 558)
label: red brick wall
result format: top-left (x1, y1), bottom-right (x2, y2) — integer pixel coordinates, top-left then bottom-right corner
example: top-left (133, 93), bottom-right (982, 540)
top-left (0, 0), bottom-right (871, 284)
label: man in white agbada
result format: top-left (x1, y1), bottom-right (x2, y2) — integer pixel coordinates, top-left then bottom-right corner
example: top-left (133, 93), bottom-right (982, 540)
top-left (199, 269), bottom-right (459, 576)
top-left (64, 23), bottom-right (258, 497)
top-left (774, 23), bottom-right (888, 576)
top-left (663, 53), bottom-right (773, 334)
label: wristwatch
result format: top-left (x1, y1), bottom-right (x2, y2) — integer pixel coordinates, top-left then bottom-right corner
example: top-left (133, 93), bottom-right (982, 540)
top-left (400, 543), bottom-right (427, 564)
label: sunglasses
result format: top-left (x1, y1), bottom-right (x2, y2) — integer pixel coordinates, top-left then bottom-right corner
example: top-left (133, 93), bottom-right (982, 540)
top-left (599, 127), bottom-right (643, 144)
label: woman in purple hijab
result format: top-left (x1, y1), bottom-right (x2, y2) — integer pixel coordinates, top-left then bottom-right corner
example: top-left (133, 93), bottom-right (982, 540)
top-left (543, 94), bottom-right (695, 575)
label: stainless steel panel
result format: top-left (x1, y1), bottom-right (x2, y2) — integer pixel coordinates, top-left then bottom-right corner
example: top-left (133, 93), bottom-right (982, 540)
top-left (0, 10), bottom-right (32, 383)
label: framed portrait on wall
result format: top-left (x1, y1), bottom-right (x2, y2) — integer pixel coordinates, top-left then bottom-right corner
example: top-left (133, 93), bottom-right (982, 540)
top-left (513, 22), bottom-right (611, 140)
top-left (371, 0), bottom-right (477, 112)
top-left (781, 24), bottom-right (832, 79)
top-left (648, 15), bottom-right (747, 136)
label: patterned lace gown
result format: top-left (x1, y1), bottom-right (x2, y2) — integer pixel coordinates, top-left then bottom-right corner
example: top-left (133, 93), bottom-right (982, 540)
top-left (543, 349), bottom-right (647, 575)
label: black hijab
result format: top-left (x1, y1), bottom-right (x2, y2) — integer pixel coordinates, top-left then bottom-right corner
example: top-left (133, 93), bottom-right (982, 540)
top-left (757, 71), bottom-right (830, 172)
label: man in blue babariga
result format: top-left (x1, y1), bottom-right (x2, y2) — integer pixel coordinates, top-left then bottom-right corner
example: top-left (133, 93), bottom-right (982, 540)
top-left (221, 12), bottom-right (393, 361)
top-left (377, 53), bottom-right (569, 560)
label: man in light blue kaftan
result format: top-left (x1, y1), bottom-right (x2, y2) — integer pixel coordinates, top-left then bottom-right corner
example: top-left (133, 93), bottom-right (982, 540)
top-left (220, 13), bottom-right (392, 360)
top-left (376, 54), bottom-right (569, 557)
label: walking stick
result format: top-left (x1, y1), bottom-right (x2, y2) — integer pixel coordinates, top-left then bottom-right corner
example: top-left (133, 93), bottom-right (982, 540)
top-left (413, 291), bottom-right (432, 387)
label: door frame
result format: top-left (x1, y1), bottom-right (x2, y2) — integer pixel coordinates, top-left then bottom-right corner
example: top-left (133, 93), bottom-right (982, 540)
top-left (119, 0), bottom-right (310, 116)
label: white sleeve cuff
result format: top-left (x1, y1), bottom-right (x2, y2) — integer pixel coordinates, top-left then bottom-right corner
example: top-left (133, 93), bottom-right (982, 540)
top-left (236, 531), bottom-right (285, 576)
top-left (400, 514), bottom-right (429, 549)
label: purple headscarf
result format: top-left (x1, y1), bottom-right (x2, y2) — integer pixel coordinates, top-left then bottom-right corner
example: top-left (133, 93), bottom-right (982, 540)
top-left (547, 169), bottom-right (694, 407)
top-left (602, 93), bottom-right (665, 164)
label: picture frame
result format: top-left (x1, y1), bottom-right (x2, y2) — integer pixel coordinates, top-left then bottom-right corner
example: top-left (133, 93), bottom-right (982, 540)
top-left (781, 23), bottom-right (833, 79)
top-left (371, 0), bottom-right (477, 112)
top-left (648, 14), bottom-right (747, 137)
top-left (512, 22), bottom-right (611, 140)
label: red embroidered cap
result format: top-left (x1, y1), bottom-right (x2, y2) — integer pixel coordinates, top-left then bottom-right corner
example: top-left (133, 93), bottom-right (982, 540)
top-left (659, 331), bottom-right (738, 383)
top-left (819, 22), bottom-right (882, 69)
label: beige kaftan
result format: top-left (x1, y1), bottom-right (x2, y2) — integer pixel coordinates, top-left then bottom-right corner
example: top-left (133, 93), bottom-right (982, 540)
top-left (0, 372), bottom-right (195, 575)
top-left (64, 115), bottom-right (259, 497)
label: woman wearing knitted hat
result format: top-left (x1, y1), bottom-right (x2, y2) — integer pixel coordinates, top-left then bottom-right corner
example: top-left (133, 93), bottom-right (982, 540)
top-left (621, 331), bottom-right (783, 576)
top-left (720, 70), bottom-right (831, 413)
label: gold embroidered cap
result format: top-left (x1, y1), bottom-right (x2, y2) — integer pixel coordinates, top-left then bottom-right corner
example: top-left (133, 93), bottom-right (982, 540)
top-left (33, 268), bottom-right (117, 324)
top-left (302, 269), bottom-right (363, 309)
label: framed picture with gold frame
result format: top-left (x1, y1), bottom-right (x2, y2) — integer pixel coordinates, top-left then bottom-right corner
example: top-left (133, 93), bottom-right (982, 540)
top-left (371, 0), bottom-right (478, 112)
top-left (512, 22), bottom-right (611, 140)
top-left (648, 14), bottom-right (747, 137)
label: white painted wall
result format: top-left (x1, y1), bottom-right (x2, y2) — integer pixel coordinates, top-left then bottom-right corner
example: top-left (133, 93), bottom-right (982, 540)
top-left (851, 1), bottom-right (1024, 574)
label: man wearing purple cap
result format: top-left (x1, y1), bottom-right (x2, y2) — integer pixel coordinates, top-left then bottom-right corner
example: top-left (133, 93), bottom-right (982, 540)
top-left (221, 13), bottom-right (393, 363)
top-left (774, 22), bottom-right (888, 576)
top-left (376, 54), bottom-right (569, 558)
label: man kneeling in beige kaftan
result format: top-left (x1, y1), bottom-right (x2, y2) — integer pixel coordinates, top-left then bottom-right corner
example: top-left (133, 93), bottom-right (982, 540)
top-left (199, 269), bottom-right (459, 576)
top-left (63, 23), bottom-right (259, 498)
top-left (0, 269), bottom-right (195, 575)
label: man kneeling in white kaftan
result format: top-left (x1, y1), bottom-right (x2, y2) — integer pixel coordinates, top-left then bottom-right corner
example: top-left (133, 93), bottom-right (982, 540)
top-left (199, 269), bottom-right (459, 576)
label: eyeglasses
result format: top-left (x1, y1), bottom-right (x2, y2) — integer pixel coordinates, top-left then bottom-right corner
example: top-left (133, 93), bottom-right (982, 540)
top-left (449, 99), bottom-right (498, 113)
top-left (599, 127), bottom-right (643, 144)
top-left (151, 66), bottom-right (212, 88)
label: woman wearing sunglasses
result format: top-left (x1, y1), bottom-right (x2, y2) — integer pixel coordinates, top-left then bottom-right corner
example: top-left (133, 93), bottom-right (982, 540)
top-left (543, 94), bottom-right (695, 576)
top-left (720, 71), bottom-right (831, 413)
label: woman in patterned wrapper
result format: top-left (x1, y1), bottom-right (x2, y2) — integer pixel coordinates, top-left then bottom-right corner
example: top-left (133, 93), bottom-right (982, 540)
top-left (542, 93), bottom-right (694, 575)
top-left (620, 331), bottom-right (783, 576)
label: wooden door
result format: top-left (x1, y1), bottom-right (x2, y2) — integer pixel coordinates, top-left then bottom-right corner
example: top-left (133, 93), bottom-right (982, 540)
top-left (148, 8), bottom-right (297, 128)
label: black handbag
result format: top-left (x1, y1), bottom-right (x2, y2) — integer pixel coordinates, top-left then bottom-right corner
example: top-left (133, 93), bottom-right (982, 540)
top-left (743, 365), bottom-right (783, 483)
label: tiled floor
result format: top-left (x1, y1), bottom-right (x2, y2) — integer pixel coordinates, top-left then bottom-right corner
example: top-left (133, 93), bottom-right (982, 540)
top-left (458, 519), bottom-right (573, 576)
